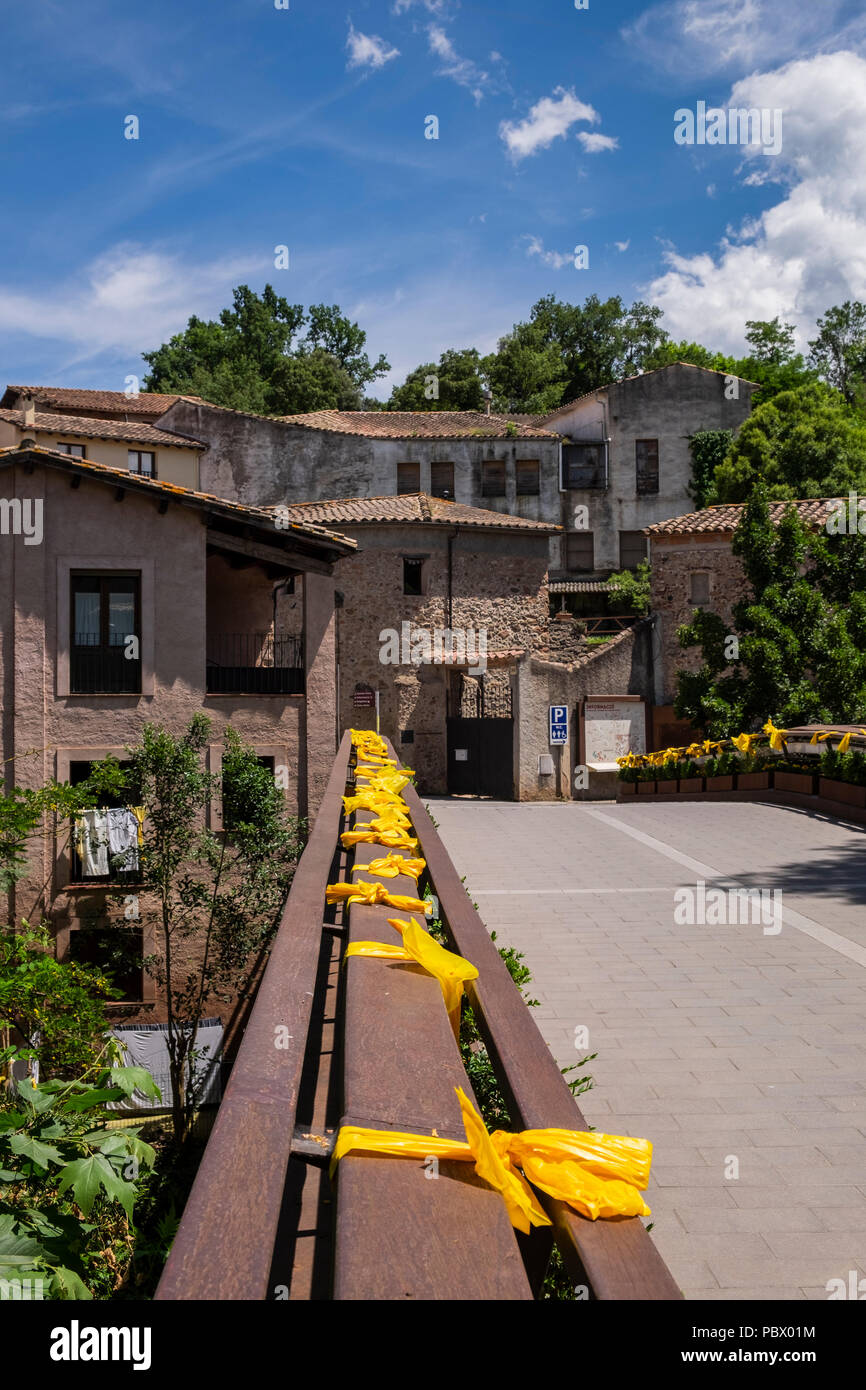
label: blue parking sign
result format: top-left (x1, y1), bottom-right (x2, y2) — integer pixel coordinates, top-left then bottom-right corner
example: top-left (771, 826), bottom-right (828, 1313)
top-left (549, 705), bottom-right (568, 745)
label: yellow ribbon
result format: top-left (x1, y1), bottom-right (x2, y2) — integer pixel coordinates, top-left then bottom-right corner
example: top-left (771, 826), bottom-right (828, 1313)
top-left (326, 880), bottom-right (431, 914)
top-left (331, 1088), bottom-right (652, 1229)
top-left (346, 915), bottom-right (477, 1038)
top-left (340, 828), bottom-right (420, 851)
top-left (351, 853), bottom-right (426, 881)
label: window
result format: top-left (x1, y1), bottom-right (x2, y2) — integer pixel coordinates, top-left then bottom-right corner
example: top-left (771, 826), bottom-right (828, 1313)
top-left (397, 462), bottom-right (420, 495)
top-left (55, 442), bottom-right (86, 458)
top-left (70, 573), bottom-right (141, 693)
top-left (128, 450), bottom-right (155, 478)
top-left (516, 459), bottom-right (540, 496)
top-left (690, 571), bottom-right (711, 606)
top-left (565, 532), bottom-right (594, 572)
top-left (481, 459), bottom-right (506, 497)
top-left (563, 443), bottom-right (606, 489)
top-left (68, 926), bottom-right (144, 1002)
top-left (635, 439), bottom-right (659, 495)
top-left (403, 557), bottom-right (425, 596)
top-left (619, 531), bottom-right (647, 570)
top-left (430, 461), bottom-right (454, 499)
top-left (68, 759), bottom-right (140, 886)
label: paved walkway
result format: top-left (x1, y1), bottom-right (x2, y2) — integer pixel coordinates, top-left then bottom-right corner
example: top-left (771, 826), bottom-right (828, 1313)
top-left (431, 797), bottom-right (866, 1301)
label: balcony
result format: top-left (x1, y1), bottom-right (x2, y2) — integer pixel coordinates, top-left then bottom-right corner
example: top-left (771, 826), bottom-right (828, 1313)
top-left (70, 638), bottom-right (141, 694)
top-left (206, 632), bottom-right (304, 695)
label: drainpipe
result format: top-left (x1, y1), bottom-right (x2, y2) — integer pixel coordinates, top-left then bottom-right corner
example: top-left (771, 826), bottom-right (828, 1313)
top-left (447, 526), bottom-right (459, 632)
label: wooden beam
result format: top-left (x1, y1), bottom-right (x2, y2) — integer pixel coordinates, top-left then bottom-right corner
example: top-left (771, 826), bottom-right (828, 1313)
top-left (206, 526), bottom-right (334, 576)
top-left (114, 487), bottom-right (126, 502)
top-left (70, 475), bottom-right (81, 490)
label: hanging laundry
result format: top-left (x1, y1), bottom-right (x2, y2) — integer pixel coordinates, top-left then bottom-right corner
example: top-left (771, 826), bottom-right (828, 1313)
top-left (107, 808), bottom-right (140, 873)
top-left (75, 809), bottom-right (109, 877)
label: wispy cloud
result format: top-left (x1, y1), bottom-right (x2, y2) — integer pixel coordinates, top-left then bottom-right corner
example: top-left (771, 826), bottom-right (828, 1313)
top-left (346, 23), bottom-right (400, 71)
top-left (614, 239), bottom-right (630, 252)
top-left (499, 87), bottom-right (600, 161)
top-left (523, 235), bottom-right (573, 270)
top-left (577, 131), bottom-right (619, 153)
top-left (427, 24), bottom-right (493, 102)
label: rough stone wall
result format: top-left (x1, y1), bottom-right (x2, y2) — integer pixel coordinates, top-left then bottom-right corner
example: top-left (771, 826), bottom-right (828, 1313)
top-left (553, 364), bottom-right (756, 573)
top-left (330, 524), bottom-right (550, 794)
top-left (650, 532), bottom-right (749, 704)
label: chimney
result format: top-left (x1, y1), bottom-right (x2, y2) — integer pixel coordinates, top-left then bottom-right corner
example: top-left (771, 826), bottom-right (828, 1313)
top-left (482, 388), bottom-right (492, 417)
top-left (21, 395), bottom-right (36, 428)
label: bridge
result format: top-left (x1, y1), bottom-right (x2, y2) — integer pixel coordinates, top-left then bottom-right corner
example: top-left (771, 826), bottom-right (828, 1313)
top-left (155, 732), bottom-right (680, 1301)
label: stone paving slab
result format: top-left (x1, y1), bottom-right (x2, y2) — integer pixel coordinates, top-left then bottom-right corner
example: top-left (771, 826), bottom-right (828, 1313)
top-left (430, 797), bottom-right (866, 1301)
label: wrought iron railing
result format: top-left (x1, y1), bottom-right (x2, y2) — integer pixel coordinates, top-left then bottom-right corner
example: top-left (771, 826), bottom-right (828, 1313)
top-left (206, 632), bottom-right (304, 695)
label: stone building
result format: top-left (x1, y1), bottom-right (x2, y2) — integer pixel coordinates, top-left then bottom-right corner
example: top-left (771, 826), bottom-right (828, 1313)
top-left (0, 443), bottom-right (353, 1019)
top-left (542, 362), bottom-right (758, 576)
top-left (157, 400), bottom-right (564, 567)
top-left (277, 493), bottom-right (558, 796)
top-left (646, 498), bottom-right (830, 745)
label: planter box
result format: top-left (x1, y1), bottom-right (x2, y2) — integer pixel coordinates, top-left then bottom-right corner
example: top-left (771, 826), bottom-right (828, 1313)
top-left (738, 772), bottom-right (770, 791)
top-left (619, 781), bottom-right (637, 797)
top-left (775, 770), bottom-right (817, 796)
top-left (678, 777), bottom-right (704, 794)
top-left (705, 775), bottom-right (734, 792)
top-left (819, 777), bottom-right (866, 808)
top-left (656, 779), bottom-right (678, 795)
top-left (637, 780), bottom-right (657, 795)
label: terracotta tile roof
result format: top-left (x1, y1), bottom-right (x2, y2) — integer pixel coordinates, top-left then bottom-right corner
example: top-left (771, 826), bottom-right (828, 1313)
top-left (277, 409), bottom-right (559, 440)
top-left (0, 445), bottom-right (356, 553)
top-left (646, 499), bottom-right (833, 536)
top-left (0, 407), bottom-right (205, 449)
top-left (1, 385), bottom-right (196, 417)
top-left (541, 362), bottom-right (762, 421)
top-left (275, 493), bottom-right (560, 532)
top-left (549, 578), bottom-right (613, 593)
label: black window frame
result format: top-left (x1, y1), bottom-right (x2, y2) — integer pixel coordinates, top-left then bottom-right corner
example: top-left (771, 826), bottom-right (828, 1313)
top-left (70, 571), bottom-right (142, 695)
top-left (635, 439), bottom-right (659, 495)
top-left (128, 449), bottom-right (156, 478)
top-left (562, 442), bottom-right (606, 490)
top-left (430, 461), bottom-right (454, 500)
top-left (55, 442), bottom-right (87, 458)
top-left (402, 556), bottom-right (425, 596)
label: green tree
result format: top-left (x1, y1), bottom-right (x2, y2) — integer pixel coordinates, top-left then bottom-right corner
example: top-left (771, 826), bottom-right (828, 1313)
top-left (142, 285), bottom-right (387, 415)
top-left (688, 429), bottom-right (733, 508)
top-left (105, 718), bottom-right (303, 1140)
top-left (808, 300), bottom-right (866, 407)
top-left (0, 923), bottom-right (112, 1079)
top-left (607, 559), bottom-right (651, 617)
top-left (389, 348), bottom-right (486, 411)
top-left (674, 484), bottom-right (866, 736)
top-left (711, 382), bottom-right (866, 502)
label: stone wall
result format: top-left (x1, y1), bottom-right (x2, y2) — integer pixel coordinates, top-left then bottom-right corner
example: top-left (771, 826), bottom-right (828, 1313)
top-left (649, 531), bottom-right (749, 704)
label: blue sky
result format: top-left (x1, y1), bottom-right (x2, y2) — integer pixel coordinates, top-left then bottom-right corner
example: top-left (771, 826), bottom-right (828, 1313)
top-left (2, 0), bottom-right (866, 398)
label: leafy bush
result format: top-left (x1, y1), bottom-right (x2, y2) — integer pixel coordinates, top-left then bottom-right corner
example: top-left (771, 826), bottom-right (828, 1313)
top-left (0, 923), bottom-right (112, 1080)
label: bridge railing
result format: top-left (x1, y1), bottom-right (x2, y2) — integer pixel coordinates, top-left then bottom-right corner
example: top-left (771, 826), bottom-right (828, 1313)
top-left (156, 732), bottom-right (680, 1301)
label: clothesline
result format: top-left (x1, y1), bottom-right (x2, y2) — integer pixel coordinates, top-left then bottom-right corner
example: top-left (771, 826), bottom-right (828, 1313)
top-left (73, 806), bottom-right (145, 877)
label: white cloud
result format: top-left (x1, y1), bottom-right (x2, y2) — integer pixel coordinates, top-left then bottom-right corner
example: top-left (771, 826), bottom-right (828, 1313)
top-left (523, 235), bottom-right (573, 270)
top-left (346, 23), bottom-right (400, 71)
top-left (0, 242), bottom-right (264, 363)
top-left (499, 86), bottom-right (599, 161)
top-left (645, 51), bottom-right (866, 353)
top-left (392, 0), bottom-right (447, 12)
top-left (615, 240), bottom-right (630, 252)
top-left (706, 183), bottom-right (716, 197)
top-left (622, 0), bottom-right (864, 78)
top-left (426, 24), bottom-right (491, 102)
top-left (577, 131), bottom-right (619, 153)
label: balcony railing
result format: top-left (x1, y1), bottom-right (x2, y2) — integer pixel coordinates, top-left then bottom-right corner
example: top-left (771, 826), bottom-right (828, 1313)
top-left (71, 638), bottom-right (141, 694)
top-left (206, 632), bottom-right (304, 695)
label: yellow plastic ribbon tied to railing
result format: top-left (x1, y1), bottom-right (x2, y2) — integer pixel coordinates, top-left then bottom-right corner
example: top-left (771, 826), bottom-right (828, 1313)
top-left (326, 880), bottom-right (431, 914)
top-left (346, 915), bottom-right (477, 1038)
top-left (340, 827), bottom-right (419, 851)
top-left (351, 853), bottom-right (426, 881)
top-left (331, 1087), bottom-right (652, 1228)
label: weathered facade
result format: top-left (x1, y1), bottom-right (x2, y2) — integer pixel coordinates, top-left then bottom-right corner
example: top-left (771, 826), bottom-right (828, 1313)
top-left (279, 493), bottom-right (557, 795)
top-left (544, 363), bottom-right (758, 576)
top-left (0, 444), bottom-right (353, 1021)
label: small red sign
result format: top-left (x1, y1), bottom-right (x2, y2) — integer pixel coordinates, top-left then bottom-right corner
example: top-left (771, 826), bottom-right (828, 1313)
top-left (353, 688), bottom-right (375, 708)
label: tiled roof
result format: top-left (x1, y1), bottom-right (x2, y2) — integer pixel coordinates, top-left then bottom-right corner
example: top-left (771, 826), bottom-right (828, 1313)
top-left (0, 407), bottom-right (205, 448)
top-left (1, 386), bottom-right (195, 416)
top-left (549, 578), bottom-right (614, 593)
top-left (277, 409), bottom-right (559, 440)
top-left (275, 493), bottom-right (560, 532)
top-left (646, 499), bottom-right (833, 536)
top-left (541, 362), bottom-right (762, 421)
top-left (0, 445), bottom-right (356, 553)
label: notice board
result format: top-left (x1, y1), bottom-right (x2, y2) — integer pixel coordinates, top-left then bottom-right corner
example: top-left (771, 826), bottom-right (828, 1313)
top-left (582, 696), bottom-right (646, 767)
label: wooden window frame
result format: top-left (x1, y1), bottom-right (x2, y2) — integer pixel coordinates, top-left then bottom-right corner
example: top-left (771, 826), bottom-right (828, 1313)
top-left (635, 439), bottom-right (659, 495)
